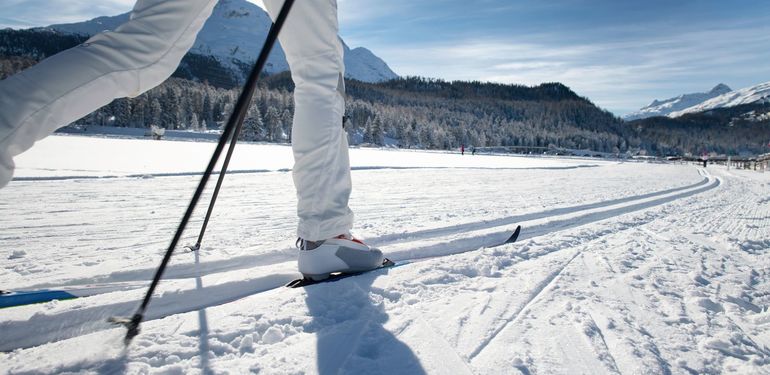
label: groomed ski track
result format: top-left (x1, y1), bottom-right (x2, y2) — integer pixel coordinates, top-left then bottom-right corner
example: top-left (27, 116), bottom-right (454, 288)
top-left (1, 170), bottom-right (720, 352)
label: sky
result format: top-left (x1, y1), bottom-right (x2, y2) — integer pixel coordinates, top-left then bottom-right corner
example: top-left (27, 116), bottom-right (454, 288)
top-left (2, 0), bottom-right (770, 116)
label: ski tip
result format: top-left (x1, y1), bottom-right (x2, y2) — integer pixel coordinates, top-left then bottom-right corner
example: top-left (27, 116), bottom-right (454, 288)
top-left (0, 290), bottom-right (78, 309)
top-left (285, 278), bottom-right (306, 288)
top-left (505, 225), bottom-right (522, 244)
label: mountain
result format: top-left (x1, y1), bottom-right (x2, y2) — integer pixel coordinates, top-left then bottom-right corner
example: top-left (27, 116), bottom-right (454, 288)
top-left (45, 0), bottom-right (398, 84)
top-left (623, 84), bottom-right (732, 120)
top-left (669, 81), bottom-right (770, 117)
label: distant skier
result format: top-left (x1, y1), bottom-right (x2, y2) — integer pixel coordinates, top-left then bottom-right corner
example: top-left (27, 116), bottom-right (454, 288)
top-left (0, 0), bottom-right (383, 280)
top-left (461, 144), bottom-right (465, 155)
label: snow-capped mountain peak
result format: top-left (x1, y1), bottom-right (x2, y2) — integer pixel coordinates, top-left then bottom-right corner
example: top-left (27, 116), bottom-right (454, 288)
top-left (623, 83), bottom-right (732, 120)
top-left (45, 0), bottom-right (398, 83)
top-left (668, 81), bottom-right (770, 117)
top-left (710, 83), bottom-right (731, 94)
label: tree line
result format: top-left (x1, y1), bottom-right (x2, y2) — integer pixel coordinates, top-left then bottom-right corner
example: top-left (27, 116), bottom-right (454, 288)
top-left (3, 28), bottom-right (769, 156)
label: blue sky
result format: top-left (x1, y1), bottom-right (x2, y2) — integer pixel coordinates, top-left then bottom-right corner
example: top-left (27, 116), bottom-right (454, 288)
top-left (3, 0), bottom-right (770, 116)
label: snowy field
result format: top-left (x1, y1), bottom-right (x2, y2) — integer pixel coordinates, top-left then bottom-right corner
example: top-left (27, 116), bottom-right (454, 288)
top-left (1, 134), bottom-right (769, 374)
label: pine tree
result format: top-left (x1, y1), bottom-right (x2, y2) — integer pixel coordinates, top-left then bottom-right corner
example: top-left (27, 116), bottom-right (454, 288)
top-left (371, 116), bottom-right (385, 145)
top-left (130, 100), bottom-right (146, 128)
top-left (113, 98), bottom-right (131, 127)
top-left (281, 109), bottom-right (292, 141)
top-left (265, 106), bottom-right (281, 142)
top-left (162, 88), bottom-right (179, 129)
top-left (240, 104), bottom-right (263, 141)
top-left (202, 94), bottom-right (213, 125)
top-left (190, 113), bottom-right (200, 131)
top-left (363, 117), bottom-right (373, 144)
top-left (149, 98), bottom-right (162, 128)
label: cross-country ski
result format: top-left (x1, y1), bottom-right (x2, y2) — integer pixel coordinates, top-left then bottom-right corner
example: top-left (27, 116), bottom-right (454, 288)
top-left (286, 225), bottom-right (521, 288)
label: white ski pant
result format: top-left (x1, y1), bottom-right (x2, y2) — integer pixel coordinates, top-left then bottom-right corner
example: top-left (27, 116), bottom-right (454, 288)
top-left (0, 0), bottom-right (353, 241)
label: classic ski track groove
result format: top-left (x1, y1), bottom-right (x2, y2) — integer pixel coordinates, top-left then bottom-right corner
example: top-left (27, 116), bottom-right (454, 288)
top-left (584, 311), bottom-right (623, 374)
top-left (467, 250), bottom-right (583, 361)
top-left (411, 317), bottom-right (476, 375)
top-left (1, 172), bottom-right (721, 351)
top-left (466, 214), bottom-right (652, 367)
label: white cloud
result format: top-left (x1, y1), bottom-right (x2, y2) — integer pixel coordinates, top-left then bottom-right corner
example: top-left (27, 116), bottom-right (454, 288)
top-left (1, 0), bottom-right (135, 28)
top-left (368, 19), bottom-right (770, 115)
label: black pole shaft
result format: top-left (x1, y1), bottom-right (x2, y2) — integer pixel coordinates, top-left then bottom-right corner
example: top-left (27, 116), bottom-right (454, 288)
top-left (191, 119), bottom-right (236, 250)
top-left (191, 62), bottom-right (247, 249)
top-left (122, 0), bottom-right (295, 344)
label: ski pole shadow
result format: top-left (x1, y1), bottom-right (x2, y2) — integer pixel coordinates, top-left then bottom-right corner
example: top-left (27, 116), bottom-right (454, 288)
top-left (194, 250), bottom-right (214, 375)
top-left (303, 268), bottom-right (426, 374)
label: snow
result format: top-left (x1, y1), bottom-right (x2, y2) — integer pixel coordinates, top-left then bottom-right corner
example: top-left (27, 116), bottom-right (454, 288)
top-left (2, 134), bottom-right (770, 374)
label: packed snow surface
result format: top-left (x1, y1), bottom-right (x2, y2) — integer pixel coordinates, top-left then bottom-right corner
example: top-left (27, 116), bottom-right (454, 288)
top-left (2, 135), bottom-right (770, 374)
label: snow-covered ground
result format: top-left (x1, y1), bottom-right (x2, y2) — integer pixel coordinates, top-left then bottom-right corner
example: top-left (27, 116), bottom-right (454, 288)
top-left (1, 135), bottom-right (769, 374)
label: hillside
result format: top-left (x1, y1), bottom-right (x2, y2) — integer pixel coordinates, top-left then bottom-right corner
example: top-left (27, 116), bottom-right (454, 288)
top-left (627, 103), bottom-right (770, 155)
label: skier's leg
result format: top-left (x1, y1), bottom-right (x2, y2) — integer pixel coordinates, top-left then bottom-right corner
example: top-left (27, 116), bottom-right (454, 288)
top-left (0, 0), bottom-right (219, 188)
top-left (263, 0), bottom-right (383, 279)
top-left (263, 0), bottom-right (352, 242)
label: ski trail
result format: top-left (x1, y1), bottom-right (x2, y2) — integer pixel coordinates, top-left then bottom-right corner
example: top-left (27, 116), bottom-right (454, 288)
top-left (515, 177), bottom-right (719, 242)
top-left (9, 172), bottom-right (709, 295)
top-left (7, 171), bottom-right (767, 372)
top-left (370, 176), bottom-right (709, 246)
top-left (467, 250), bottom-right (582, 360)
top-left (0, 171), bottom-right (719, 351)
top-left (387, 175), bottom-right (719, 261)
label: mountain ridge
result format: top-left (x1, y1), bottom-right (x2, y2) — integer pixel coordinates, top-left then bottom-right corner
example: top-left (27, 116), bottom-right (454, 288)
top-left (669, 81), bottom-right (770, 117)
top-left (623, 84), bottom-right (732, 120)
top-left (42, 0), bottom-right (398, 84)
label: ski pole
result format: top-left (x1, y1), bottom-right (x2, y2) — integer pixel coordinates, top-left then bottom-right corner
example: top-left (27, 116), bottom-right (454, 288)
top-left (109, 0), bottom-right (295, 346)
top-left (185, 104), bottom-right (237, 252)
top-left (186, 89), bottom-right (254, 252)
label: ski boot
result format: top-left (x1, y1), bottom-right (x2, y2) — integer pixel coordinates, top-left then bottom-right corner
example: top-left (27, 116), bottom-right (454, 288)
top-left (296, 233), bottom-right (384, 281)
